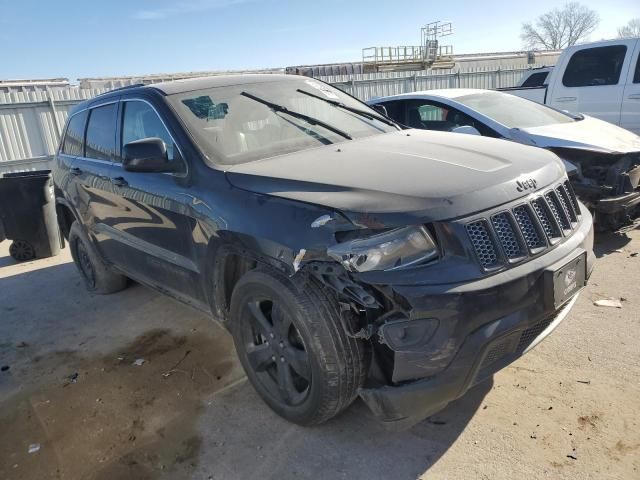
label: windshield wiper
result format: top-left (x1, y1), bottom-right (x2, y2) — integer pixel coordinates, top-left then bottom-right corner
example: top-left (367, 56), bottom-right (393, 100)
top-left (240, 91), bottom-right (352, 140)
top-left (296, 88), bottom-right (400, 128)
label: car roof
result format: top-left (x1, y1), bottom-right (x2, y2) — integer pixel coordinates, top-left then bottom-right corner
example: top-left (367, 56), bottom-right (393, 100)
top-left (69, 74), bottom-right (304, 114)
top-left (150, 74), bottom-right (296, 95)
top-left (371, 88), bottom-right (490, 102)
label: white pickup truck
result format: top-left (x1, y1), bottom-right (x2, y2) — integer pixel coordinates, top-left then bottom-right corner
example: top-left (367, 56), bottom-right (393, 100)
top-left (502, 38), bottom-right (640, 134)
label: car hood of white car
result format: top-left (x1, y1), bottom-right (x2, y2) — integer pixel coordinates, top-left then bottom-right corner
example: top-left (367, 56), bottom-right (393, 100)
top-left (512, 115), bottom-right (640, 154)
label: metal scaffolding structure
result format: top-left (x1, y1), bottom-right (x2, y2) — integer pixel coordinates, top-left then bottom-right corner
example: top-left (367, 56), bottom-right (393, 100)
top-left (362, 21), bottom-right (454, 72)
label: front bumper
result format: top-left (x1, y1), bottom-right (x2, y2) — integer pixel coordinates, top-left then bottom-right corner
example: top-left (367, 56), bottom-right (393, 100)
top-left (595, 191), bottom-right (640, 230)
top-left (360, 294), bottom-right (580, 429)
top-left (358, 211), bottom-right (595, 429)
top-left (596, 191), bottom-right (640, 213)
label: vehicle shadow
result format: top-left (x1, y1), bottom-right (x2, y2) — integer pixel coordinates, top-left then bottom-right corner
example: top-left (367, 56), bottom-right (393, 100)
top-left (594, 230), bottom-right (634, 258)
top-left (0, 250), bottom-right (491, 480)
top-left (195, 372), bottom-right (492, 479)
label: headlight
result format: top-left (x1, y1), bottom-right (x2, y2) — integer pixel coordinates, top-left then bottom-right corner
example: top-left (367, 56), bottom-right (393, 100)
top-left (327, 225), bottom-right (438, 272)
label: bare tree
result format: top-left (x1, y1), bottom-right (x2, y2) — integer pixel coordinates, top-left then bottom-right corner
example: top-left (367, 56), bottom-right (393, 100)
top-left (521, 2), bottom-right (600, 50)
top-left (617, 18), bottom-right (640, 39)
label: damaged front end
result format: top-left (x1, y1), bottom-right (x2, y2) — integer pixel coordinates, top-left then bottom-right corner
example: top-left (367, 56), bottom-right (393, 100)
top-left (295, 177), bottom-right (594, 429)
top-left (551, 148), bottom-right (640, 230)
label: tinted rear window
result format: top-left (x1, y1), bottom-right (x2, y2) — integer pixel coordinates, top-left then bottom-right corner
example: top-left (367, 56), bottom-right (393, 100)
top-left (521, 71), bottom-right (549, 88)
top-left (562, 45), bottom-right (627, 87)
top-left (85, 103), bottom-right (117, 161)
top-left (61, 110), bottom-right (87, 156)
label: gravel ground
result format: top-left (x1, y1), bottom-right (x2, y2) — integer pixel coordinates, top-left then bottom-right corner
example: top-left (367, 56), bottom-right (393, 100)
top-left (0, 229), bottom-right (638, 480)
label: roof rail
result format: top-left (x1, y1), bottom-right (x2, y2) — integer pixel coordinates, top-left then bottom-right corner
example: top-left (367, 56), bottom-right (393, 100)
top-left (95, 83), bottom-right (146, 96)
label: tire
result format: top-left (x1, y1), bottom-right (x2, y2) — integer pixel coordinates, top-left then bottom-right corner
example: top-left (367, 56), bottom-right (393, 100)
top-left (68, 222), bottom-right (127, 294)
top-left (229, 266), bottom-right (369, 426)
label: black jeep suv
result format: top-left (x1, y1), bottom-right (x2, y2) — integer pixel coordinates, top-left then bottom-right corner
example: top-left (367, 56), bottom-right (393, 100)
top-left (53, 75), bottom-right (594, 428)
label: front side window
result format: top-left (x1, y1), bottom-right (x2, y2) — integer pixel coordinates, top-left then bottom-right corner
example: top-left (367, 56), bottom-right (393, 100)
top-left (85, 104), bottom-right (117, 161)
top-left (167, 78), bottom-right (396, 165)
top-left (379, 101), bottom-right (403, 124)
top-left (61, 110), bottom-right (88, 156)
top-left (404, 100), bottom-right (486, 134)
top-left (634, 53), bottom-right (640, 84)
top-left (121, 101), bottom-right (175, 162)
top-left (562, 45), bottom-right (627, 87)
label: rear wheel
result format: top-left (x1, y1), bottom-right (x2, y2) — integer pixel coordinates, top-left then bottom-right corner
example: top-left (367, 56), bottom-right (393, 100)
top-left (229, 266), bottom-right (369, 425)
top-left (69, 222), bottom-right (127, 294)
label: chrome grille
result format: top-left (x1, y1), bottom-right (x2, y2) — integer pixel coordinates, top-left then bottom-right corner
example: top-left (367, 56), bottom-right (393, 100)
top-left (556, 185), bottom-right (577, 223)
top-left (545, 191), bottom-right (571, 231)
top-left (491, 213), bottom-right (526, 259)
top-left (513, 205), bottom-right (546, 250)
top-left (564, 180), bottom-right (580, 215)
top-left (466, 179), bottom-right (580, 271)
top-left (466, 220), bottom-right (499, 269)
top-left (532, 197), bottom-right (561, 240)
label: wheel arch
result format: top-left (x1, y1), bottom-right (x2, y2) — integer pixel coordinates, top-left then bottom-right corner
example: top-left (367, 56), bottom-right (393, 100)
top-left (203, 235), bottom-right (296, 324)
top-left (55, 198), bottom-right (79, 241)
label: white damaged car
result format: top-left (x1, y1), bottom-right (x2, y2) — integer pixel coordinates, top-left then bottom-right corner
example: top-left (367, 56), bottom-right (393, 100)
top-left (368, 89), bottom-right (640, 230)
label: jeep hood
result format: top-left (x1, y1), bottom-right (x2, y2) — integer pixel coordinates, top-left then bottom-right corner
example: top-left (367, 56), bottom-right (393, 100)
top-left (225, 130), bottom-right (564, 225)
top-left (512, 115), bottom-right (640, 154)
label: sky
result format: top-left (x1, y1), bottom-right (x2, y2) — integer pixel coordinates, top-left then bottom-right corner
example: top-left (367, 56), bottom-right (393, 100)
top-left (0, 0), bottom-right (637, 81)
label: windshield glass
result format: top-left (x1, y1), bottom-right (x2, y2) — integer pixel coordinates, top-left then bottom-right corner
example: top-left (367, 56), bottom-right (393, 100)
top-left (455, 91), bottom-right (576, 129)
top-left (167, 77), bottom-right (396, 165)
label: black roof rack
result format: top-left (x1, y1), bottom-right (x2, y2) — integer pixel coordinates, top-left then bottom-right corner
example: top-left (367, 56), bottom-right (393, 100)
top-left (95, 83), bottom-right (146, 96)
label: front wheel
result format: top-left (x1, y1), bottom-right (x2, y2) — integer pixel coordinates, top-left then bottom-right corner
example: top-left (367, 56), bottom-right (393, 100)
top-left (229, 267), bottom-right (369, 426)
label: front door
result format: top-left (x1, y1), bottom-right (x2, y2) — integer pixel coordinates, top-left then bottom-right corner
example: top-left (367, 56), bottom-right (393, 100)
top-left (101, 98), bottom-right (201, 303)
top-left (549, 42), bottom-right (635, 125)
top-left (621, 40), bottom-right (640, 135)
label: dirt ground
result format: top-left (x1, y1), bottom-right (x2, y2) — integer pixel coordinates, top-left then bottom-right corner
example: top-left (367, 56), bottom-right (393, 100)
top-left (0, 229), bottom-right (638, 480)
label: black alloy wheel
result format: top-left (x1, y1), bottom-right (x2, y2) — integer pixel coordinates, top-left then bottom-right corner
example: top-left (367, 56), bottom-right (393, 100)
top-left (240, 297), bottom-right (312, 406)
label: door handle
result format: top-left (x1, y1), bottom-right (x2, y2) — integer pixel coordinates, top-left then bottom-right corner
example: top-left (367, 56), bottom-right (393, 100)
top-left (628, 94), bottom-right (640, 100)
top-left (111, 176), bottom-right (128, 187)
top-left (555, 96), bottom-right (577, 102)
top-left (70, 167), bottom-right (82, 176)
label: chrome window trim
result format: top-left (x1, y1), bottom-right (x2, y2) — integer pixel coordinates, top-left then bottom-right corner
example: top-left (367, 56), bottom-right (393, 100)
top-left (59, 98), bottom-right (189, 179)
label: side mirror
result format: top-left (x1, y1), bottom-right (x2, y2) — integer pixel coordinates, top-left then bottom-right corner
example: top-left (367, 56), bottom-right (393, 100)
top-left (371, 104), bottom-right (388, 116)
top-left (123, 138), bottom-right (177, 173)
top-left (451, 125), bottom-right (481, 136)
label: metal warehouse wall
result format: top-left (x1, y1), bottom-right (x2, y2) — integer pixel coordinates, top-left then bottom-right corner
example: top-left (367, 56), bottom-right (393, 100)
top-left (317, 64), bottom-right (548, 101)
top-left (0, 86), bottom-right (109, 169)
top-left (1, 64), bottom-right (546, 167)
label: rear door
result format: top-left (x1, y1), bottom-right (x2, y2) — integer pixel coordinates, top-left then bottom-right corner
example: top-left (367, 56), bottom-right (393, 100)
top-left (71, 100), bottom-right (120, 256)
top-left (57, 109), bottom-right (88, 208)
top-left (621, 40), bottom-right (640, 134)
top-left (100, 97), bottom-right (201, 302)
top-left (549, 42), bottom-right (635, 125)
